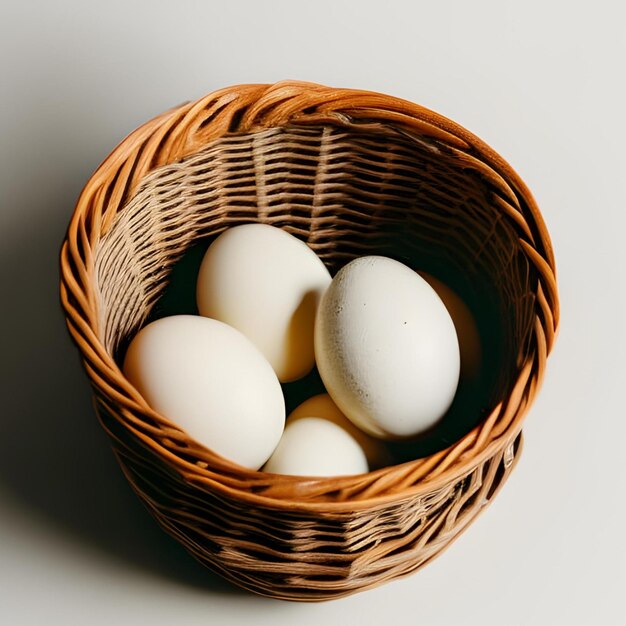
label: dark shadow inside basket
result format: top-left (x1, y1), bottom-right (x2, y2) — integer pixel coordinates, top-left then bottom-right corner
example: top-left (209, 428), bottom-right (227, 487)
top-left (95, 123), bottom-right (535, 463)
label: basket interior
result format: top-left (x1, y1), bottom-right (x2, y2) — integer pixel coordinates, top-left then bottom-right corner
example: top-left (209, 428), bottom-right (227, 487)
top-left (94, 122), bottom-right (535, 461)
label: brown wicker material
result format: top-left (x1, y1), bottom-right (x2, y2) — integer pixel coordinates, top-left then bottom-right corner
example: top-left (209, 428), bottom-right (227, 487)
top-left (59, 81), bottom-right (559, 601)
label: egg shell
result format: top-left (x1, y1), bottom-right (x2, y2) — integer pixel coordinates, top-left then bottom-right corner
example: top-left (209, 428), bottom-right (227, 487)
top-left (196, 224), bottom-right (332, 382)
top-left (263, 417), bottom-right (369, 477)
top-left (123, 315), bottom-right (285, 470)
top-left (287, 394), bottom-right (390, 469)
top-left (315, 256), bottom-right (460, 439)
top-left (419, 272), bottom-right (482, 381)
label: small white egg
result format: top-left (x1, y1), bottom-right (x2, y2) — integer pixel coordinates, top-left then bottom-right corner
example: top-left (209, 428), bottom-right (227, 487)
top-left (263, 417), bottom-right (368, 477)
top-left (123, 315), bottom-right (285, 470)
top-left (287, 394), bottom-right (390, 469)
top-left (196, 224), bottom-right (332, 382)
top-left (315, 256), bottom-right (460, 439)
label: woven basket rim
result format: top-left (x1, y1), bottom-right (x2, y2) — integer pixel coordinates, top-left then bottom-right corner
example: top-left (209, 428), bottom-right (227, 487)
top-left (59, 81), bottom-right (559, 511)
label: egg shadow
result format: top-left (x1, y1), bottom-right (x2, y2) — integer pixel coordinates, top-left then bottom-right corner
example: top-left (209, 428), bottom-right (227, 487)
top-left (0, 69), bottom-right (239, 596)
top-left (0, 222), bottom-right (243, 595)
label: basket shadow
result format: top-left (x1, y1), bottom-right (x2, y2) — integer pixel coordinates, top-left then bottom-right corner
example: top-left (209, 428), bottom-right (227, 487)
top-left (0, 205), bottom-right (241, 595)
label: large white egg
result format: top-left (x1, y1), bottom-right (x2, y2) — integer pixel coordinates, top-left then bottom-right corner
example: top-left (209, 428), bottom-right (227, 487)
top-left (123, 315), bottom-right (285, 470)
top-left (196, 224), bottom-right (332, 382)
top-left (314, 256), bottom-right (460, 439)
top-left (287, 394), bottom-right (390, 469)
top-left (263, 417), bottom-right (368, 477)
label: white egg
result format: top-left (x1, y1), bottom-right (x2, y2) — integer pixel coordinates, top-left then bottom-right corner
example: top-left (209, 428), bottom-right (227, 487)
top-left (315, 256), bottom-right (460, 439)
top-left (196, 223), bottom-right (332, 382)
top-left (263, 417), bottom-right (369, 477)
top-left (123, 315), bottom-right (285, 470)
top-left (287, 394), bottom-right (390, 469)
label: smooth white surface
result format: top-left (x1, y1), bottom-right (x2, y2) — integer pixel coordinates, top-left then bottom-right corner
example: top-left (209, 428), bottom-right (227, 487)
top-left (264, 417), bottom-right (369, 477)
top-left (315, 256), bottom-right (460, 438)
top-left (197, 224), bottom-right (331, 382)
top-left (0, 1), bottom-right (624, 624)
top-left (123, 315), bottom-right (285, 470)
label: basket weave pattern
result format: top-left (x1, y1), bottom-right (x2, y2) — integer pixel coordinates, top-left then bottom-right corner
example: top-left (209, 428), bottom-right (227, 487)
top-left (60, 82), bottom-right (559, 600)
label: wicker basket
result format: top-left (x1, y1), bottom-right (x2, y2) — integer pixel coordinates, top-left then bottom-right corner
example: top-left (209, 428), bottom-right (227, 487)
top-left (59, 81), bottom-right (559, 601)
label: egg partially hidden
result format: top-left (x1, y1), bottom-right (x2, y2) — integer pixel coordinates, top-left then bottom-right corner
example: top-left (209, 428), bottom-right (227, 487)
top-left (123, 315), bottom-right (285, 470)
top-left (263, 394), bottom-right (370, 477)
top-left (315, 256), bottom-right (460, 439)
top-left (196, 224), bottom-right (332, 382)
top-left (287, 394), bottom-right (390, 469)
top-left (418, 272), bottom-right (482, 382)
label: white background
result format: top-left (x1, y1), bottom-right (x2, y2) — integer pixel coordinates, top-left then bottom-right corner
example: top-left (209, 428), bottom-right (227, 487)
top-left (1, 1), bottom-right (624, 624)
